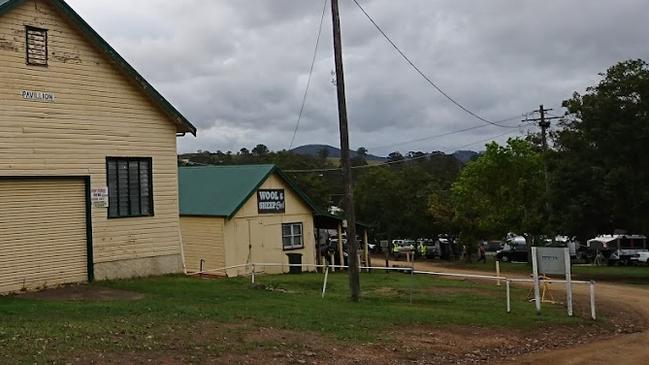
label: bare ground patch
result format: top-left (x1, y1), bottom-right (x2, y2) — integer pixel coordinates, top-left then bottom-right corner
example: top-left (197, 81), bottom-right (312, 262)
top-left (67, 298), bottom-right (642, 365)
top-left (17, 285), bottom-right (145, 301)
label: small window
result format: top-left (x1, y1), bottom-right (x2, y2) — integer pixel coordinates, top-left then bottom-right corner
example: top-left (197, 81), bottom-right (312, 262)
top-left (282, 223), bottom-right (304, 250)
top-left (26, 26), bottom-right (48, 66)
top-left (107, 157), bottom-right (153, 218)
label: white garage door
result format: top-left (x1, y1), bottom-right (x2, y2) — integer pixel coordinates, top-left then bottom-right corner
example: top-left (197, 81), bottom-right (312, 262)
top-left (0, 178), bottom-right (89, 293)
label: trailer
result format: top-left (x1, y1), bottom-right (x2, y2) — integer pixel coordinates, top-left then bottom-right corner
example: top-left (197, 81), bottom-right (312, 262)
top-left (587, 234), bottom-right (648, 265)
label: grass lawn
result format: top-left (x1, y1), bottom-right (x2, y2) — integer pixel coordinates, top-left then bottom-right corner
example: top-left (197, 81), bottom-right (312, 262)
top-left (0, 272), bottom-right (593, 364)
top-left (439, 257), bottom-right (649, 285)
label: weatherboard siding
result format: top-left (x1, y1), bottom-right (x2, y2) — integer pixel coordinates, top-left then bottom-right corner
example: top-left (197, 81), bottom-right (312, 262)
top-left (180, 217), bottom-right (226, 273)
top-left (224, 173), bottom-right (316, 275)
top-left (0, 1), bottom-right (183, 278)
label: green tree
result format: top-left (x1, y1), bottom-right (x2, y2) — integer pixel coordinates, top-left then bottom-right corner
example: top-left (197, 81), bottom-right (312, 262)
top-left (252, 144), bottom-right (269, 156)
top-left (552, 59), bottom-right (649, 238)
top-left (354, 167), bottom-right (404, 239)
top-left (428, 189), bottom-right (455, 234)
top-left (452, 139), bottom-right (546, 239)
top-left (351, 147), bottom-right (368, 167)
top-left (387, 151), bottom-right (404, 163)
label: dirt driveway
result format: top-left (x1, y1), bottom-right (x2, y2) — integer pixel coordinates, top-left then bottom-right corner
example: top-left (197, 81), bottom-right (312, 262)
top-left (505, 282), bottom-right (649, 365)
top-left (378, 257), bottom-right (649, 365)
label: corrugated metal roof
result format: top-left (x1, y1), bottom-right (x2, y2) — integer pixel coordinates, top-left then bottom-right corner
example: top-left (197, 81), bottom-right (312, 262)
top-left (179, 165), bottom-right (320, 219)
top-left (179, 165), bottom-right (276, 218)
top-left (0, 0), bottom-right (196, 135)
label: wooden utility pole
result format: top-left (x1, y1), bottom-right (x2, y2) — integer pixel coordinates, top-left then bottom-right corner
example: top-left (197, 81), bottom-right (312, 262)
top-left (538, 105), bottom-right (550, 151)
top-left (331, 0), bottom-right (360, 302)
top-left (525, 105), bottom-right (561, 224)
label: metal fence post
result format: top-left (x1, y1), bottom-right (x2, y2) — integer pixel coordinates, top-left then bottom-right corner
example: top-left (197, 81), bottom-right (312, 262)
top-left (251, 264), bottom-right (256, 284)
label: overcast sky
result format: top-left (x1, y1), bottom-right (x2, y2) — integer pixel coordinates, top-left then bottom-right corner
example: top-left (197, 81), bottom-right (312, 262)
top-left (68, 0), bottom-right (649, 156)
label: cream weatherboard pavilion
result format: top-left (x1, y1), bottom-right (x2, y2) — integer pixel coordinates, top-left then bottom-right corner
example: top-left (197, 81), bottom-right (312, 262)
top-left (0, 0), bottom-right (196, 293)
top-left (179, 165), bottom-right (320, 277)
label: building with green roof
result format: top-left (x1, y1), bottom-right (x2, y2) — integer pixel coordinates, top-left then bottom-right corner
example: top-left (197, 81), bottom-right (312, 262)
top-left (179, 165), bottom-right (319, 276)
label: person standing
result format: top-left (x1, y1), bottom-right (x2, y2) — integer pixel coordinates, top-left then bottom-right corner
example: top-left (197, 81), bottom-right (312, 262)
top-left (478, 244), bottom-right (487, 263)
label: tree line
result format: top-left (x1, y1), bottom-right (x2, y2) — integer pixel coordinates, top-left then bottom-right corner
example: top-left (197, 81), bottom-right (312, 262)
top-left (180, 59), bottom-right (649, 249)
top-left (451, 59), bottom-right (649, 247)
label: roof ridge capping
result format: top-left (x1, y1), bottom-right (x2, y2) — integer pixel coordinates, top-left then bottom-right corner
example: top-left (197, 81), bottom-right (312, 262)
top-left (0, 0), bottom-right (196, 135)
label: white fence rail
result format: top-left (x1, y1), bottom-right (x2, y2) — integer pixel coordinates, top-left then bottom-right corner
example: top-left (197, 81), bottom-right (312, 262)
top-left (187, 262), bottom-right (597, 320)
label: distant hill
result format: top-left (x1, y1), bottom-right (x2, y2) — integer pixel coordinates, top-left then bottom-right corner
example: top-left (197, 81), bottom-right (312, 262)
top-left (290, 144), bottom-right (386, 161)
top-left (291, 144), bottom-right (478, 164)
top-left (451, 150), bottom-right (479, 163)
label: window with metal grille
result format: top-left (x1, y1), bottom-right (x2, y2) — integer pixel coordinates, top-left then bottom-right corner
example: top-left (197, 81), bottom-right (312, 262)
top-left (106, 157), bottom-right (153, 218)
top-left (26, 26), bottom-right (48, 66)
top-left (282, 223), bottom-right (304, 250)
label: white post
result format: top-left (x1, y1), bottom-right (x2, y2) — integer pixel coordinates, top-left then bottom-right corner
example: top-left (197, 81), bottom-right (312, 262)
top-left (322, 265), bottom-right (330, 299)
top-left (531, 247), bottom-right (541, 314)
top-left (251, 264), bottom-right (256, 284)
top-left (590, 281), bottom-right (597, 320)
top-left (337, 223), bottom-right (344, 271)
top-left (330, 253), bottom-right (335, 272)
top-left (409, 267), bottom-right (414, 305)
top-left (496, 260), bottom-right (501, 287)
top-left (506, 280), bottom-right (511, 313)
top-left (363, 229), bottom-right (370, 272)
top-left (564, 247), bottom-right (573, 317)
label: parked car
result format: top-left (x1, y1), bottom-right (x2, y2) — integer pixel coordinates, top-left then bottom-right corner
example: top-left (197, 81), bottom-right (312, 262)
top-left (416, 239), bottom-right (440, 259)
top-left (485, 240), bottom-right (504, 253)
top-left (391, 239), bottom-right (415, 258)
top-left (496, 244), bottom-right (529, 262)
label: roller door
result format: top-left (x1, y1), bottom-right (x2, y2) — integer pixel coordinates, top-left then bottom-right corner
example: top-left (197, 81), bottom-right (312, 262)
top-left (0, 178), bottom-right (89, 293)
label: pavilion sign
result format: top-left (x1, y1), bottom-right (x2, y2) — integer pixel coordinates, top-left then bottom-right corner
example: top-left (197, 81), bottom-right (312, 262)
top-left (21, 90), bottom-right (55, 103)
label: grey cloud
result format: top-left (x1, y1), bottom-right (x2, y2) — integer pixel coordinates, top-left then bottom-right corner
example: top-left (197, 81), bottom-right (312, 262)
top-left (67, 0), bottom-right (649, 155)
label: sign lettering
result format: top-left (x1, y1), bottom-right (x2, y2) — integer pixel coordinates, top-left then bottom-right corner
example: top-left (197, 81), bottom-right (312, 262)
top-left (21, 90), bottom-right (55, 102)
top-left (257, 189), bottom-right (285, 214)
top-left (91, 187), bottom-right (109, 208)
top-left (535, 247), bottom-right (567, 275)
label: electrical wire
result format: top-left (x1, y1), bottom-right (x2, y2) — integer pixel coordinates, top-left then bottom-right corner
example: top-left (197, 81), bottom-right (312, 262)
top-left (351, 0), bottom-right (521, 129)
top-left (367, 113), bottom-right (534, 152)
top-left (450, 129), bottom-right (521, 150)
top-left (288, 0), bottom-right (329, 150)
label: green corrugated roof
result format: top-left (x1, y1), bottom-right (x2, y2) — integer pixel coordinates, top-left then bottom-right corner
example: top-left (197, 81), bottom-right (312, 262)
top-left (179, 165), bottom-right (319, 219)
top-left (179, 165), bottom-right (274, 218)
top-left (0, 0), bottom-right (196, 135)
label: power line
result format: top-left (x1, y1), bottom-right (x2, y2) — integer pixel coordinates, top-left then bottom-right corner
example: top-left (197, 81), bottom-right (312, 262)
top-left (284, 128), bottom-right (524, 173)
top-left (288, 0), bottom-right (329, 150)
top-left (451, 129), bottom-right (521, 150)
top-left (367, 113), bottom-right (534, 151)
top-left (351, 0), bottom-right (521, 129)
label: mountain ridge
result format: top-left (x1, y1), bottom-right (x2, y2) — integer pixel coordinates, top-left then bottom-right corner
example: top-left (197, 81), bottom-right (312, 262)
top-left (290, 144), bottom-right (478, 163)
